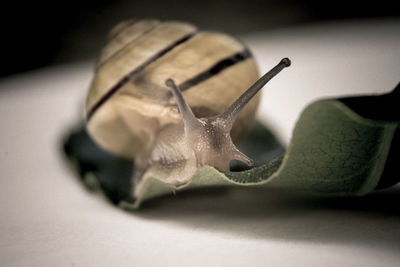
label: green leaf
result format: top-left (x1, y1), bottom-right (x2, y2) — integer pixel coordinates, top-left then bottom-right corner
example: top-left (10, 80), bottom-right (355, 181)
top-left (62, 84), bottom-right (400, 209)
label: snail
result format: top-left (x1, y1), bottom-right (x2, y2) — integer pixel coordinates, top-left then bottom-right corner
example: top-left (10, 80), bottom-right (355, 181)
top-left (85, 19), bottom-right (290, 195)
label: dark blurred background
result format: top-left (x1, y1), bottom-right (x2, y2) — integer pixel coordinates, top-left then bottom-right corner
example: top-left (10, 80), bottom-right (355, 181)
top-left (1, 0), bottom-right (398, 78)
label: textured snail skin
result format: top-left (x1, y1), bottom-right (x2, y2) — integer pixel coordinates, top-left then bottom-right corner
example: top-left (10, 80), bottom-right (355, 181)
top-left (85, 19), bottom-right (262, 189)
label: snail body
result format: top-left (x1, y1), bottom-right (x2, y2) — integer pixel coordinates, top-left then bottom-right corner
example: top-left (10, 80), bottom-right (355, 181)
top-left (85, 19), bottom-right (290, 194)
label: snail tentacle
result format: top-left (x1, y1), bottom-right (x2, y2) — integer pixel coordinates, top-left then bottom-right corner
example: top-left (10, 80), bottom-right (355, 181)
top-left (231, 146), bottom-right (254, 167)
top-left (221, 57), bottom-right (291, 128)
top-left (166, 78), bottom-right (203, 135)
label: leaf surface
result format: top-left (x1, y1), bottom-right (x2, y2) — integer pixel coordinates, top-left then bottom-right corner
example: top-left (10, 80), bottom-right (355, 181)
top-left (63, 84), bottom-right (400, 208)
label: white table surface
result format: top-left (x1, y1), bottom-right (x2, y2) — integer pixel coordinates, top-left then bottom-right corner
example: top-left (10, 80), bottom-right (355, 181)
top-left (1, 19), bottom-right (400, 266)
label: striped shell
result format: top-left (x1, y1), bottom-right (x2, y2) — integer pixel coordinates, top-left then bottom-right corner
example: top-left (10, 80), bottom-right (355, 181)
top-left (85, 19), bottom-right (260, 159)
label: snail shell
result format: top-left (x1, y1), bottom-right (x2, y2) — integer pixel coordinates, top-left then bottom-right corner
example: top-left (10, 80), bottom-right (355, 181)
top-left (85, 19), bottom-right (290, 190)
top-left (86, 19), bottom-right (259, 156)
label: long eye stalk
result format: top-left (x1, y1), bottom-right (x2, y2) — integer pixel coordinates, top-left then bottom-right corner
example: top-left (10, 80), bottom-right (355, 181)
top-left (220, 58), bottom-right (291, 127)
top-left (166, 78), bottom-right (202, 134)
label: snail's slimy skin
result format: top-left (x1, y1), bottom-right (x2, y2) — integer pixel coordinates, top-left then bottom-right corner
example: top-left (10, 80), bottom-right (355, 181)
top-left (135, 59), bottom-right (290, 192)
